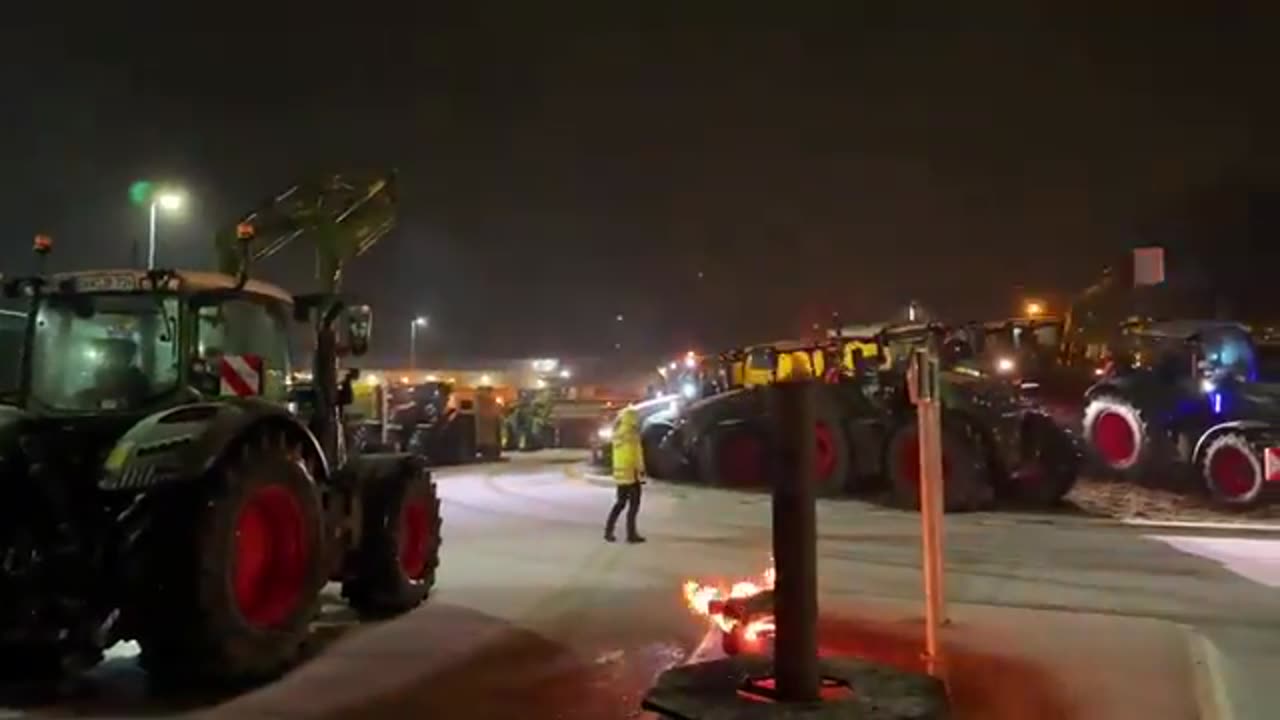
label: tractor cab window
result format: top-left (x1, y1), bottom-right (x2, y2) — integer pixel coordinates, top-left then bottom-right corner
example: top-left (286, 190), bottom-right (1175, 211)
top-left (29, 293), bottom-right (180, 412)
top-left (194, 298), bottom-right (291, 401)
top-left (747, 348), bottom-right (776, 372)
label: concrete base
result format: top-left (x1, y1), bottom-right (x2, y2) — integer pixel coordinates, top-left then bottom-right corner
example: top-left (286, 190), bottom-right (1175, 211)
top-left (641, 655), bottom-right (947, 719)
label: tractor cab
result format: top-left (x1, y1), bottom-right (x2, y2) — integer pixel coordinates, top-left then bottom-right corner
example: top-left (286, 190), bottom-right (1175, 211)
top-left (2, 270), bottom-right (324, 415)
top-left (968, 317), bottom-right (1063, 382)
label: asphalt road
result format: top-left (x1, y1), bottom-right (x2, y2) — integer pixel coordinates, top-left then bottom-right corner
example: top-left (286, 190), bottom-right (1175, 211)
top-left (11, 450), bottom-right (1280, 719)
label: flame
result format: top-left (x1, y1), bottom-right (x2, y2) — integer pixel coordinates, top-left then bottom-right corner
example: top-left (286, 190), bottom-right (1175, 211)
top-left (681, 563), bottom-right (776, 638)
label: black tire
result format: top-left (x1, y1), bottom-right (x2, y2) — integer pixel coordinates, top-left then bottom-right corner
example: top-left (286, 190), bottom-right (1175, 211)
top-left (641, 424), bottom-right (674, 479)
top-left (1082, 395), bottom-right (1159, 479)
top-left (999, 415), bottom-right (1081, 506)
top-left (136, 435), bottom-right (326, 686)
top-left (884, 420), bottom-right (994, 512)
top-left (1199, 432), bottom-right (1271, 509)
top-left (812, 401), bottom-right (852, 497)
top-left (697, 424), bottom-right (768, 489)
top-left (343, 462), bottom-right (442, 616)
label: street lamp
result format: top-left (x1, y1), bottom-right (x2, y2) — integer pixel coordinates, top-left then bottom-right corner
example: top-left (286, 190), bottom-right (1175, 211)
top-left (409, 316), bottom-right (429, 368)
top-left (147, 190), bottom-right (185, 269)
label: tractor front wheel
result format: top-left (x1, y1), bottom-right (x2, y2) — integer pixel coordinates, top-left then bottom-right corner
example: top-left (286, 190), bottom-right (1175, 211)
top-left (137, 437), bottom-right (325, 685)
top-left (884, 421), bottom-right (994, 512)
top-left (999, 415), bottom-right (1080, 507)
top-left (343, 462), bottom-right (441, 616)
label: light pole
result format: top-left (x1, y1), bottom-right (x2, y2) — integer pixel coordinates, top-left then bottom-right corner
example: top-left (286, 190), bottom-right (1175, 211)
top-left (409, 316), bottom-right (429, 369)
top-left (147, 190), bottom-right (185, 269)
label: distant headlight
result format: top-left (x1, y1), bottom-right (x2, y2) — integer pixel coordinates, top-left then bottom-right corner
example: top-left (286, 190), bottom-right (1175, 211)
top-left (995, 357), bottom-right (1016, 374)
top-left (681, 381), bottom-right (697, 399)
top-left (597, 426), bottom-right (614, 441)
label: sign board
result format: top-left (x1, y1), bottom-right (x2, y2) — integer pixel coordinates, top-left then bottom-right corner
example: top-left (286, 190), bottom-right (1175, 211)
top-left (1133, 246), bottom-right (1165, 287)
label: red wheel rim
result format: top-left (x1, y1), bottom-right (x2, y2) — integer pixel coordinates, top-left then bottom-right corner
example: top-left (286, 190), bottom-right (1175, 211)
top-left (233, 484), bottom-right (310, 629)
top-left (896, 430), bottom-right (922, 487)
top-left (1092, 410), bottom-right (1136, 467)
top-left (895, 430), bottom-right (949, 488)
top-left (815, 421), bottom-right (837, 482)
top-left (1208, 445), bottom-right (1256, 499)
top-left (720, 432), bottom-right (764, 487)
top-left (399, 498), bottom-right (432, 578)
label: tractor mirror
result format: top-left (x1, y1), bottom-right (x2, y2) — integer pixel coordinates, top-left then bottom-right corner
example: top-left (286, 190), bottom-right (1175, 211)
top-left (346, 305), bottom-right (373, 356)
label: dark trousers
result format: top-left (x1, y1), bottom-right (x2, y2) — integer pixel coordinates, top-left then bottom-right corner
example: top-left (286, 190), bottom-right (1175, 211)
top-left (605, 482), bottom-right (642, 539)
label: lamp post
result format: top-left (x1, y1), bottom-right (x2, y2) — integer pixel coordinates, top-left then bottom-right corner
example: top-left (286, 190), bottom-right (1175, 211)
top-left (147, 190), bottom-right (185, 270)
top-left (409, 316), bottom-right (429, 369)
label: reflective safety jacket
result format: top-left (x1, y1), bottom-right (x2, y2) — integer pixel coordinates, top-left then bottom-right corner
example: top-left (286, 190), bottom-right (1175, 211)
top-left (611, 407), bottom-right (645, 484)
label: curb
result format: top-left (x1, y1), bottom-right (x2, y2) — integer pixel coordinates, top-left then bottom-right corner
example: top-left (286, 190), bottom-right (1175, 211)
top-left (572, 467), bottom-right (1280, 535)
top-left (1184, 626), bottom-right (1234, 720)
top-left (972, 514), bottom-right (1280, 537)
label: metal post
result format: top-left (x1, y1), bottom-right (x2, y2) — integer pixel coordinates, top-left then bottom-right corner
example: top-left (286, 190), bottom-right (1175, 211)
top-left (911, 348), bottom-right (947, 665)
top-left (770, 379), bottom-right (820, 702)
top-left (147, 201), bottom-right (158, 270)
top-left (410, 321), bottom-right (418, 369)
top-left (379, 382), bottom-right (390, 446)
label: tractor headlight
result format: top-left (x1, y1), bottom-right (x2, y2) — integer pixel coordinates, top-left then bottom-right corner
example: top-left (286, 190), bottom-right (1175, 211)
top-left (995, 356), bottom-right (1016, 374)
top-left (596, 425), bottom-right (614, 441)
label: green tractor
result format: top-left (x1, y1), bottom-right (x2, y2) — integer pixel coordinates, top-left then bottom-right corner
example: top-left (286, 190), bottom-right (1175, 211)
top-left (503, 387), bottom-right (556, 451)
top-left (0, 173), bottom-right (442, 690)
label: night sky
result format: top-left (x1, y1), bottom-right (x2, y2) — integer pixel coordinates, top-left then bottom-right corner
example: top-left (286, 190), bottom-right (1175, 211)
top-left (2, 7), bottom-right (1277, 366)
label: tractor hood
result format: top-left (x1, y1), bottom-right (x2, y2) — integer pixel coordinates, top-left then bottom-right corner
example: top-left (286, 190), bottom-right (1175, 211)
top-left (674, 387), bottom-right (768, 452)
top-left (1235, 382), bottom-right (1280, 422)
top-left (0, 403), bottom-right (142, 479)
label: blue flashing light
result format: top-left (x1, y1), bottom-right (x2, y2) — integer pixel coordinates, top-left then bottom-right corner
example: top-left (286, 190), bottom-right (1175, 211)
top-left (1211, 391), bottom-right (1223, 415)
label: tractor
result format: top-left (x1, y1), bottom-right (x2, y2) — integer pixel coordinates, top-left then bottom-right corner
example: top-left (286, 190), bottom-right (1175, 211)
top-left (653, 324), bottom-right (1080, 512)
top-left (1081, 320), bottom-right (1280, 507)
top-left (0, 173), bottom-right (442, 689)
top-left (380, 381), bottom-right (502, 463)
top-left (503, 387), bottom-right (556, 451)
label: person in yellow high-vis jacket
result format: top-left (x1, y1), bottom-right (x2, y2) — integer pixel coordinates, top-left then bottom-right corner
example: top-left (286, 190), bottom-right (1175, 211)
top-left (605, 406), bottom-right (646, 543)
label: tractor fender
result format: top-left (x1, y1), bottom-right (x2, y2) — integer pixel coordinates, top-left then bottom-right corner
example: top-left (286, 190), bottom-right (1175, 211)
top-left (1084, 366), bottom-right (1163, 400)
top-left (1191, 420), bottom-right (1276, 466)
top-left (99, 398), bottom-right (329, 492)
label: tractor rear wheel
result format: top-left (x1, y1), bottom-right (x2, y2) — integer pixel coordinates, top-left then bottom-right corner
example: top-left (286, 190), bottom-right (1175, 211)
top-left (811, 403), bottom-right (851, 496)
top-left (343, 463), bottom-right (442, 616)
top-left (884, 421), bottom-right (993, 512)
top-left (137, 436), bottom-right (325, 685)
top-left (698, 424), bottom-right (768, 488)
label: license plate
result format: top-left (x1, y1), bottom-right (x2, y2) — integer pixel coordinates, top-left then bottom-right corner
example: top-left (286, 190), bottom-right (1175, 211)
top-left (1266, 447), bottom-right (1280, 482)
top-left (75, 273), bottom-right (138, 292)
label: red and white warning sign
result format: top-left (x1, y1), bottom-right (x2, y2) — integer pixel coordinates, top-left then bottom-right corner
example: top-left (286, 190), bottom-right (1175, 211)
top-left (1265, 447), bottom-right (1280, 483)
top-left (219, 354), bottom-right (264, 397)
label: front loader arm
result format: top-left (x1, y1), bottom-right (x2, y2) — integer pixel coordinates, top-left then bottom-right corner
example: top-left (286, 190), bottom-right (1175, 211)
top-left (216, 171), bottom-right (397, 294)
